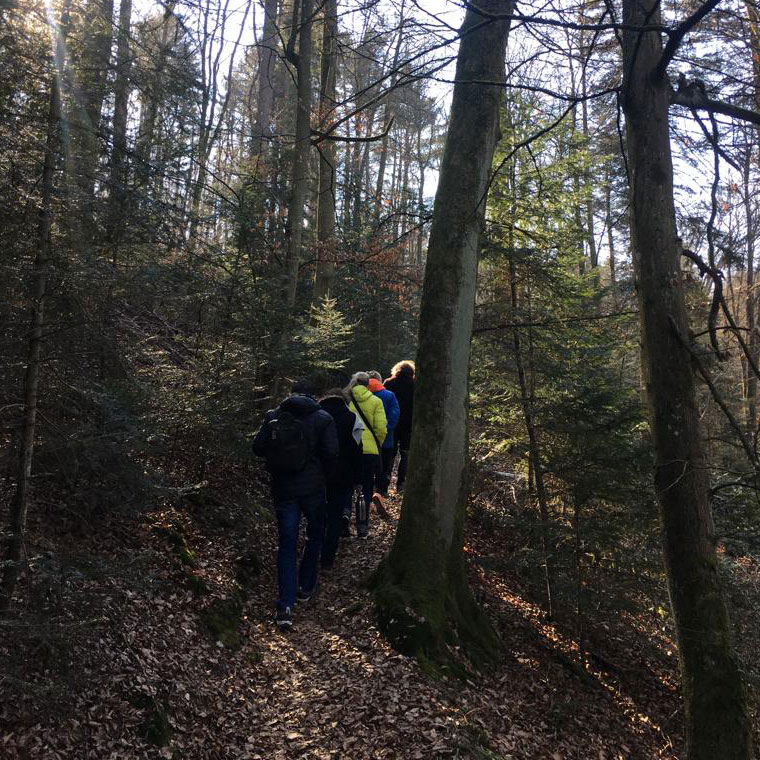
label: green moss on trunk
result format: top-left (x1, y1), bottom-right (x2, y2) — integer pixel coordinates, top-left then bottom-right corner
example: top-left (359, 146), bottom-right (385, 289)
top-left (369, 0), bottom-right (510, 679)
top-left (371, 555), bottom-right (500, 675)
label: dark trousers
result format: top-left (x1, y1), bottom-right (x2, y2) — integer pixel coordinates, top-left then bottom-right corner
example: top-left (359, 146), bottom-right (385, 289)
top-left (376, 447), bottom-right (395, 495)
top-left (274, 493), bottom-right (324, 611)
top-left (397, 447), bottom-right (409, 488)
top-left (358, 454), bottom-right (381, 535)
top-left (391, 438), bottom-right (410, 489)
top-left (322, 485), bottom-right (352, 568)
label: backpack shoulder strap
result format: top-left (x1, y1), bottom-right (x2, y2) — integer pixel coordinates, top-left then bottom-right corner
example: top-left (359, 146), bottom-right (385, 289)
top-left (351, 390), bottom-right (381, 451)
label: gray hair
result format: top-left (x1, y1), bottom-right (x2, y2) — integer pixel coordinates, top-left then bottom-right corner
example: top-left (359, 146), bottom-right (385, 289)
top-left (348, 371), bottom-right (370, 388)
top-left (367, 370), bottom-right (382, 381)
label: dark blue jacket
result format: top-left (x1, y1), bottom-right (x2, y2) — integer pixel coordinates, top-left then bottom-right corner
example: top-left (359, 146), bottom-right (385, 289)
top-left (253, 394), bottom-right (338, 500)
top-left (371, 387), bottom-right (400, 449)
top-left (319, 395), bottom-right (363, 488)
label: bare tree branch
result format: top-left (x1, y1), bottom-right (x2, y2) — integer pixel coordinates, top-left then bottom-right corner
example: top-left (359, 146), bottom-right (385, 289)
top-left (311, 116), bottom-right (394, 145)
top-left (669, 316), bottom-right (760, 470)
top-left (458, 1), bottom-right (669, 35)
top-left (655, 0), bottom-right (723, 79)
top-left (681, 248), bottom-right (727, 360)
top-left (671, 83), bottom-right (760, 125)
top-left (473, 310), bottom-right (638, 333)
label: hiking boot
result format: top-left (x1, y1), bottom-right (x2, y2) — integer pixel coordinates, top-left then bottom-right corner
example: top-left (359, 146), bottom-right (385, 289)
top-left (275, 607), bottom-right (293, 628)
top-left (357, 531), bottom-right (370, 541)
top-left (297, 582), bottom-right (319, 603)
top-left (371, 493), bottom-right (390, 520)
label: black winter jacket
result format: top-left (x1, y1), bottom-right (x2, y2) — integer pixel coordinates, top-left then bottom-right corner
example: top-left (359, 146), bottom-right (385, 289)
top-left (384, 371), bottom-right (414, 448)
top-left (319, 395), bottom-right (363, 489)
top-left (253, 394), bottom-right (338, 500)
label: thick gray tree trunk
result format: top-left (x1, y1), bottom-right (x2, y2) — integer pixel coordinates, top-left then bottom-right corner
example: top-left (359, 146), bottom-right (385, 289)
top-left (622, 0), bottom-right (753, 756)
top-left (372, 0), bottom-right (513, 666)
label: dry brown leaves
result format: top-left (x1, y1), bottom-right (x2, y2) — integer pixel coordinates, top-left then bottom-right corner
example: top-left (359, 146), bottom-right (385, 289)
top-left (0, 484), bottom-right (699, 759)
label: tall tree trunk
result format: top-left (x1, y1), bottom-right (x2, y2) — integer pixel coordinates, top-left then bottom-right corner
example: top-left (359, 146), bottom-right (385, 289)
top-left (313, 0), bottom-right (338, 303)
top-left (281, 0), bottom-right (313, 308)
top-left (240, 0), bottom-right (278, 254)
top-left (415, 125), bottom-right (426, 267)
top-left (580, 53), bottom-right (597, 270)
top-left (106, 0), bottom-right (133, 263)
top-left (746, 0), bottom-right (760, 121)
top-left (605, 163), bottom-right (616, 284)
top-left (565, 38), bottom-right (586, 274)
top-left (372, 0), bottom-right (513, 665)
top-left (1, 4), bottom-right (65, 613)
top-left (252, 0), bottom-right (279, 160)
top-left (189, 0), bottom-right (249, 247)
top-left (743, 156), bottom-right (757, 432)
top-left (373, 6), bottom-right (405, 221)
top-left (342, 123), bottom-right (353, 229)
top-left (69, 0), bottom-right (113, 221)
top-left (509, 254), bottom-right (554, 618)
top-left (622, 1), bottom-right (753, 757)
top-left (743, 0), bottom-right (760, 431)
top-left (135, 3), bottom-right (176, 187)
top-left (399, 128), bottom-right (411, 252)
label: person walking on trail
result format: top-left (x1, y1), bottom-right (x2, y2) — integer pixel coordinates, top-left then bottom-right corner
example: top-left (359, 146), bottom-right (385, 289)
top-left (318, 389), bottom-right (364, 569)
top-left (384, 360), bottom-right (415, 492)
top-left (253, 378), bottom-right (338, 628)
top-left (346, 372), bottom-right (386, 539)
top-left (367, 371), bottom-right (400, 500)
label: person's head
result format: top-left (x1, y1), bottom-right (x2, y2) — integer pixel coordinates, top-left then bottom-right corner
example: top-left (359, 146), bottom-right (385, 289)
top-left (390, 360), bottom-right (415, 378)
top-left (367, 370), bottom-right (382, 382)
top-left (347, 371), bottom-right (370, 389)
top-left (291, 377), bottom-right (318, 397)
top-left (319, 387), bottom-right (348, 403)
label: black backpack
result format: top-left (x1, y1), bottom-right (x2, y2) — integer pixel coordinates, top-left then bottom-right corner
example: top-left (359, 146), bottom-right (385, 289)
top-left (264, 410), bottom-right (311, 473)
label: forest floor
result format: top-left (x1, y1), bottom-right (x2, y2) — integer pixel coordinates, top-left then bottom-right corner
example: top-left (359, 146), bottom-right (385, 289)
top-left (2, 471), bottom-right (757, 759)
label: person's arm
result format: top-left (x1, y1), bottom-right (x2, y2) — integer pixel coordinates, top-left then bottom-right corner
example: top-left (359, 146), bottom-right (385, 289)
top-left (372, 399), bottom-right (387, 446)
top-left (319, 414), bottom-right (339, 475)
top-left (386, 392), bottom-right (400, 432)
top-left (252, 411), bottom-right (274, 457)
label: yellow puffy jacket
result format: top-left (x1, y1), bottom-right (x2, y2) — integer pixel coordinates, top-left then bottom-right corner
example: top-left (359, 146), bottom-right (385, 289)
top-left (349, 385), bottom-right (387, 456)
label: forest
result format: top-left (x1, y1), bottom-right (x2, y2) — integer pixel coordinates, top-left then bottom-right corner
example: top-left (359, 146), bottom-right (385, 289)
top-left (1, 0), bottom-right (760, 757)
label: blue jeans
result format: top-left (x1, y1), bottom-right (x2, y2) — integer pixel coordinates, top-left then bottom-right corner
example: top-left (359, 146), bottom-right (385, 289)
top-left (322, 485), bottom-right (353, 568)
top-left (275, 493), bottom-right (324, 612)
top-left (358, 454), bottom-right (381, 535)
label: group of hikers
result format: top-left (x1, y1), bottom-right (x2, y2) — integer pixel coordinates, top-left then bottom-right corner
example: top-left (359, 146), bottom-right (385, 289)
top-left (253, 361), bottom-right (416, 627)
